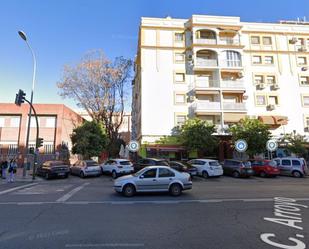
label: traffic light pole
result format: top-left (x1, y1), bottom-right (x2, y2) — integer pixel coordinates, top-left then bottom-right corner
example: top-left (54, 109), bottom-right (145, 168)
top-left (23, 98), bottom-right (39, 180)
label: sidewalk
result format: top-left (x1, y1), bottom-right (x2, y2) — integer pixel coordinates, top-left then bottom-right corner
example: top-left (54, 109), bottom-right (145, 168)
top-left (1, 168), bottom-right (43, 184)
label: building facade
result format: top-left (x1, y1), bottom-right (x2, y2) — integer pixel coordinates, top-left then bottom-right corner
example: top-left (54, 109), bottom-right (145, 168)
top-left (132, 15), bottom-right (309, 157)
top-left (0, 103), bottom-right (84, 158)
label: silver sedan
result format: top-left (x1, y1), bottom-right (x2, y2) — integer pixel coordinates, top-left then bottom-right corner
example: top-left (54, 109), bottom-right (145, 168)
top-left (114, 166), bottom-right (192, 197)
top-left (70, 160), bottom-right (102, 178)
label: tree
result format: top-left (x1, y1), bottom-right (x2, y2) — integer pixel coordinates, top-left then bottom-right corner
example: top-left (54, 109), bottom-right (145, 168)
top-left (229, 118), bottom-right (271, 157)
top-left (180, 118), bottom-right (218, 155)
top-left (57, 50), bottom-right (132, 157)
top-left (71, 121), bottom-right (108, 159)
top-left (280, 133), bottom-right (308, 158)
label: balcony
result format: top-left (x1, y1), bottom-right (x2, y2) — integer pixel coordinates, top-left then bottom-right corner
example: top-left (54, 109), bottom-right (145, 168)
top-left (219, 37), bottom-right (240, 46)
top-left (195, 38), bottom-right (217, 45)
top-left (223, 102), bottom-right (246, 111)
top-left (190, 101), bottom-right (221, 113)
top-left (195, 79), bottom-right (220, 89)
top-left (195, 58), bottom-right (218, 68)
top-left (220, 80), bottom-right (245, 89)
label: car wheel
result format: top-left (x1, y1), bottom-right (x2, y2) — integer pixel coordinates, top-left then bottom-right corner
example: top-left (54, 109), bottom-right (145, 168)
top-left (292, 171), bottom-right (302, 178)
top-left (112, 171), bottom-right (118, 179)
top-left (80, 171), bottom-right (85, 178)
top-left (169, 183), bottom-right (182, 197)
top-left (45, 172), bottom-right (50, 180)
top-left (122, 184), bottom-right (135, 197)
top-left (202, 171), bottom-right (209, 179)
top-left (260, 171), bottom-right (267, 178)
top-left (232, 171), bottom-right (240, 178)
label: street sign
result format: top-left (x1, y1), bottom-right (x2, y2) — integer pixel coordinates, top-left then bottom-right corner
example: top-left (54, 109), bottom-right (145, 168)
top-left (235, 139), bottom-right (248, 153)
top-left (128, 140), bottom-right (139, 152)
top-left (266, 139), bottom-right (278, 152)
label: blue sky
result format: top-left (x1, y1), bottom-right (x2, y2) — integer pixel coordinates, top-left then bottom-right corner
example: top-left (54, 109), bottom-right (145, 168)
top-left (0, 0), bottom-right (308, 110)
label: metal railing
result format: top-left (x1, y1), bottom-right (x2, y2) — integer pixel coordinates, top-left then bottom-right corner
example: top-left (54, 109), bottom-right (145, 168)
top-left (219, 37), bottom-right (240, 45)
top-left (220, 60), bottom-right (242, 67)
top-left (223, 102), bottom-right (246, 111)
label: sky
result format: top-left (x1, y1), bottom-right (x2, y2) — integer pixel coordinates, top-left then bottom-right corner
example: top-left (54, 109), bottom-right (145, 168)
top-left (0, 0), bottom-right (309, 111)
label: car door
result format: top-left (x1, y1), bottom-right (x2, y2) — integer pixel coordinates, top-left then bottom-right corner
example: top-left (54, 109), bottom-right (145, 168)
top-left (280, 159), bottom-right (292, 175)
top-left (157, 168), bottom-right (176, 191)
top-left (135, 168), bottom-right (158, 191)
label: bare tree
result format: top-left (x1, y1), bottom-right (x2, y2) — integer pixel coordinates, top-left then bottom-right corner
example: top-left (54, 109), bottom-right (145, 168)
top-left (57, 50), bottom-right (132, 156)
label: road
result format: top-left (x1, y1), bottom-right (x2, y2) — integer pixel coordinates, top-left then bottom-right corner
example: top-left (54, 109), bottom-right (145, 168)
top-left (0, 175), bottom-right (308, 249)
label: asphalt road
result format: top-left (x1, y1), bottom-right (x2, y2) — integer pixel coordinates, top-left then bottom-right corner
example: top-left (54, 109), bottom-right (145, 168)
top-left (0, 175), bottom-right (308, 249)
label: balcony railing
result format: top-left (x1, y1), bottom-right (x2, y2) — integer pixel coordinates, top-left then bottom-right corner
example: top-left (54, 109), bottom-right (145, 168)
top-left (195, 38), bottom-right (217, 44)
top-left (195, 58), bottom-right (218, 67)
top-left (190, 101), bottom-right (221, 112)
top-left (223, 102), bottom-right (246, 111)
top-left (195, 79), bottom-right (220, 88)
top-left (220, 80), bottom-right (245, 89)
top-left (219, 37), bottom-right (240, 45)
top-left (220, 60), bottom-right (242, 68)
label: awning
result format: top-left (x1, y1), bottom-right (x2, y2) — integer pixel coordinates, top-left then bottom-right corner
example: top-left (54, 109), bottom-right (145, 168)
top-left (224, 113), bottom-right (246, 123)
top-left (258, 116), bottom-right (288, 126)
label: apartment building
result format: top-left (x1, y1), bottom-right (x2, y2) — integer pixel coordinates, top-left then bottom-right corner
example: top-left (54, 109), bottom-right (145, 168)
top-left (0, 103), bottom-right (84, 157)
top-left (132, 15), bottom-right (309, 157)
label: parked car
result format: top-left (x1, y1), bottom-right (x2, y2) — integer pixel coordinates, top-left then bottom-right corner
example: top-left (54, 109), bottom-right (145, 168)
top-left (36, 160), bottom-right (70, 180)
top-left (133, 158), bottom-right (169, 172)
top-left (114, 166), bottom-right (192, 197)
top-left (169, 161), bottom-right (198, 177)
top-left (187, 159), bottom-right (223, 178)
top-left (251, 160), bottom-right (280, 177)
top-left (273, 157), bottom-right (308, 178)
top-left (70, 160), bottom-right (102, 178)
top-left (222, 159), bottom-right (254, 178)
top-left (101, 159), bottom-right (134, 178)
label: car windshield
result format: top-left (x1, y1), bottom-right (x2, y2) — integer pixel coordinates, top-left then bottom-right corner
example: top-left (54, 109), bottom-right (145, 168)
top-left (120, 161), bottom-right (132, 165)
top-left (133, 168), bottom-right (146, 177)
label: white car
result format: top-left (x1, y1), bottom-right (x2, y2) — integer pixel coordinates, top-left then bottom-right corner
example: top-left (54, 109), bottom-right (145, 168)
top-left (114, 166), bottom-right (192, 197)
top-left (101, 159), bottom-right (134, 178)
top-left (187, 159), bottom-right (223, 178)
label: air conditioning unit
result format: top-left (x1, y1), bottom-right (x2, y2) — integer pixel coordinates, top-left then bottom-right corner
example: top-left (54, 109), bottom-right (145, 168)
top-left (304, 127), bottom-right (309, 132)
top-left (301, 67), bottom-right (308, 71)
top-left (298, 46), bottom-right (307, 52)
top-left (267, 104), bottom-right (275, 111)
top-left (187, 54), bottom-right (193, 61)
top-left (189, 95), bottom-right (195, 102)
top-left (258, 83), bottom-right (266, 89)
top-left (272, 84), bottom-right (280, 90)
top-left (289, 37), bottom-right (298, 44)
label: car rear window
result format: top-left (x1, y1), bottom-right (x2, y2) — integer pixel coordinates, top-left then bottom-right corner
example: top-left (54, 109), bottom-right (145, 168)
top-left (120, 161), bottom-right (132, 166)
top-left (209, 161), bottom-right (220, 166)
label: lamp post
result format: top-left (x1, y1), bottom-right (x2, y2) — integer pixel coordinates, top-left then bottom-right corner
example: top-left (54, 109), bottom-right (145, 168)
top-left (18, 31), bottom-right (37, 177)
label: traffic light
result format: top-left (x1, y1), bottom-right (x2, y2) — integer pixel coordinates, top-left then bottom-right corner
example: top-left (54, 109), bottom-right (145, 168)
top-left (15, 89), bottom-right (26, 106)
top-left (36, 137), bottom-right (44, 148)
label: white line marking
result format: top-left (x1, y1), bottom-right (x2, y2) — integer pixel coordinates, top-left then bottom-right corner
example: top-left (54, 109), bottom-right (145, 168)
top-left (0, 183), bottom-right (38, 195)
top-left (65, 243), bottom-right (144, 248)
top-left (56, 183), bottom-right (89, 202)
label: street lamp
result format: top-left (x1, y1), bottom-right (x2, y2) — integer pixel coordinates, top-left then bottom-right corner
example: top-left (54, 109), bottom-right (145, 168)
top-left (18, 30), bottom-right (37, 177)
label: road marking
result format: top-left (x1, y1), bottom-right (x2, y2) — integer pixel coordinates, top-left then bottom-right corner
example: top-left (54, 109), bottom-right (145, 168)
top-left (1, 197), bottom-right (309, 206)
top-left (0, 183), bottom-right (38, 195)
top-left (65, 243), bottom-right (144, 248)
top-left (56, 183), bottom-right (89, 202)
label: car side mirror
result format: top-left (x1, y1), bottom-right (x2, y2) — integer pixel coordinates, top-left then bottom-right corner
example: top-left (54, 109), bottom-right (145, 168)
top-left (139, 175), bottom-right (144, 179)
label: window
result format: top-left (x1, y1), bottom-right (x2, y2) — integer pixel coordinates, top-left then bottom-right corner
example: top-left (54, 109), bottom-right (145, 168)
top-left (176, 115), bottom-right (186, 126)
top-left (175, 94), bottom-right (186, 104)
top-left (0, 117), bottom-right (5, 127)
top-left (158, 168), bottom-right (175, 178)
top-left (175, 33), bottom-right (184, 42)
top-left (225, 51), bottom-right (241, 67)
top-left (292, 160), bottom-right (301, 166)
top-left (256, 95), bottom-right (266, 105)
top-left (268, 96), bottom-right (279, 105)
top-left (263, 37), bottom-right (272, 45)
top-left (254, 75), bottom-right (264, 84)
top-left (298, 57), bottom-right (307, 65)
top-left (305, 116), bottom-right (309, 127)
top-left (142, 169), bottom-right (157, 178)
top-left (300, 76), bottom-right (309, 86)
top-left (175, 52), bottom-right (185, 62)
top-left (175, 73), bottom-right (185, 82)
top-left (251, 36), bottom-right (260, 44)
top-left (303, 96), bottom-right (309, 107)
top-left (46, 117), bottom-right (56, 128)
top-left (10, 117), bottom-right (20, 128)
top-left (44, 144), bottom-right (54, 154)
top-left (282, 160), bottom-right (291, 166)
top-left (264, 56), bottom-right (274, 64)
top-left (252, 56), bottom-right (262, 64)
top-left (266, 76), bottom-right (276, 84)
